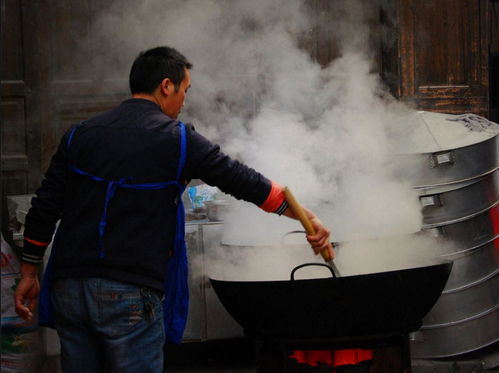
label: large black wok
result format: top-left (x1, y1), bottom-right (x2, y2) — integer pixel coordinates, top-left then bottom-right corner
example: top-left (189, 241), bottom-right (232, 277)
top-left (210, 261), bottom-right (452, 339)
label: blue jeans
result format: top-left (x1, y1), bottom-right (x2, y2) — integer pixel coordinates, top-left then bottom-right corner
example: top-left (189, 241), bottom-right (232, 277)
top-left (51, 277), bottom-right (165, 373)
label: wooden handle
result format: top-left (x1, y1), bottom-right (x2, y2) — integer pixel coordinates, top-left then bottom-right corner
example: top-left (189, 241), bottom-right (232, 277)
top-left (283, 187), bottom-right (331, 262)
top-left (283, 187), bottom-right (315, 235)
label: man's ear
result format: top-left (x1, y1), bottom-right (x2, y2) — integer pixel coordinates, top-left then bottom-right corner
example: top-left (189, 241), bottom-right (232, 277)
top-left (160, 78), bottom-right (171, 96)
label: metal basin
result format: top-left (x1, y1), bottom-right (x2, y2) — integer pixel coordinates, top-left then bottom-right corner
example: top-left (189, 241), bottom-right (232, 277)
top-left (423, 272), bottom-right (499, 326)
top-left (419, 171), bottom-right (498, 227)
top-left (401, 136), bottom-right (498, 188)
top-left (441, 238), bottom-right (499, 291)
top-left (411, 306), bottom-right (499, 358)
top-left (420, 205), bottom-right (498, 251)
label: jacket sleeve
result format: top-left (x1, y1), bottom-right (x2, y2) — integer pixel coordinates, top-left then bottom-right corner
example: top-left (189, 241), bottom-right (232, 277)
top-left (183, 124), bottom-right (288, 214)
top-left (22, 131), bottom-right (69, 265)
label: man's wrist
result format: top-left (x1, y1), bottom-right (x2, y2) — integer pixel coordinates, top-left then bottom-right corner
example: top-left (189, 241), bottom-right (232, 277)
top-left (20, 262), bottom-right (39, 278)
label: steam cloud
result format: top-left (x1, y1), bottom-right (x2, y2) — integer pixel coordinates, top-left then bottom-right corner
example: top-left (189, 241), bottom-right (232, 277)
top-left (84, 0), bottom-right (449, 279)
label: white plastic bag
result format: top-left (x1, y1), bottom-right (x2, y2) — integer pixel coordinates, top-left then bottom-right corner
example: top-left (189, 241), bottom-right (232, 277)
top-left (1, 234), bottom-right (44, 372)
top-left (1, 234), bottom-right (23, 327)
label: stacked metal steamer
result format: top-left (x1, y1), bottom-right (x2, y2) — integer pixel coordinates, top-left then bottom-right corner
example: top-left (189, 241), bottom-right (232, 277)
top-left (402, 112), bottom-right (499, 358)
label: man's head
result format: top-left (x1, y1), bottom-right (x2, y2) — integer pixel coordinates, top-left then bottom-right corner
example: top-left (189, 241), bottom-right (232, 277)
top-left (130, 46), bottom-right (192, 118)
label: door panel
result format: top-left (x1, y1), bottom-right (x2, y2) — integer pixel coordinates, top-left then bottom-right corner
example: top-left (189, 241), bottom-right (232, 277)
top-left (395, 0), bottom-right (489, 116)
top-left (1, 0), bottom-right (30, 196)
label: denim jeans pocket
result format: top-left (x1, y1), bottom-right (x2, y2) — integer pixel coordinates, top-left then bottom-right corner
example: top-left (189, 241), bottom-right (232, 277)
top-left (52, 278), bottom-right (84, 325)
top-left (97, 281), bottom-right (150, 338)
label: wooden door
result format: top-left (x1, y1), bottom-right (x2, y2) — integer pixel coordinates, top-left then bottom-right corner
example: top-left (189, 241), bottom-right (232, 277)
top-left (1, 0), bottom-right (41, 196)
top-left (1, 0), bottom-right (128, 234)
top-left (20, 0), bottom-right (128, 171)
top-left (382, 0), bottom-right (490, 117)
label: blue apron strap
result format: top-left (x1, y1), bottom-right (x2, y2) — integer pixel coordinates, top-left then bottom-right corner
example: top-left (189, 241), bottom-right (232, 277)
top-left (69, 165), bottom-right (106, 182)
top-left (69, 164), bottom-right (180, 257)
top-left (176, 122), bottom-right (187, 181)
top-left (97, 177), bottom-right (179, 257)
top-left (163, 121), bottom-right (190, 343)
top-left (67, 121), bottom-right (85, 149)
top-left (97, 179), bottom-right (126, 257)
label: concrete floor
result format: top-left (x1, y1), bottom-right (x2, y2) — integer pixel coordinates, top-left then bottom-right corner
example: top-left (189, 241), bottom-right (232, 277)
top-left (40, 358), bottom-right (255, 373)
top-left (166, 339), bottom-right (257, 372)
top-left (40, 357), bottom-right (256, 373)
top-left (38, 339), bottom-right (258, 373)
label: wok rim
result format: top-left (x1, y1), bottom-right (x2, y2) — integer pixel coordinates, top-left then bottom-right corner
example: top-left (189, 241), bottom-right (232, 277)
top-left (209, 259), bottom-right (453, 284)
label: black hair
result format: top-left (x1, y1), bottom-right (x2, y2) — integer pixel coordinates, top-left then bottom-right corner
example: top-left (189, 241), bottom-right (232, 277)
top-left (129, 46), bottom-right (193, 94)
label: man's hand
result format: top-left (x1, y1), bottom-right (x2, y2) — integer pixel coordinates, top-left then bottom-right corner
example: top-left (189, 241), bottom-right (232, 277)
top-left (15, 263), bottom-right (40, 322)
top-left (282, 205), bottom-right (335, 259)
top-left (304, 209), bottom-right (335, 259)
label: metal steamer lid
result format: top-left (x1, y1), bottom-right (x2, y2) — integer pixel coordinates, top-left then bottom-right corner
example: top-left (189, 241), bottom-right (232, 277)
top-left (393, 111), bottom-right (499, 188)
top-left (398, 111), bottom-right (499, 154)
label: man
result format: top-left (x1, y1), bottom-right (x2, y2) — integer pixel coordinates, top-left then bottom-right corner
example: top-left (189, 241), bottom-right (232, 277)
top-left (15, 46), bottom-right (333, 372)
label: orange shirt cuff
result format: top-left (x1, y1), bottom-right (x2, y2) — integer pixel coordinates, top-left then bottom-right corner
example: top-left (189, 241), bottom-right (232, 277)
top-left (24, 237), bottom-right (49, 247)
top-left (259, 181), bottom-right (286, 213)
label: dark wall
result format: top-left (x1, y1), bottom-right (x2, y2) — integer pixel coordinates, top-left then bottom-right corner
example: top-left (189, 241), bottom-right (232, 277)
top-left (491, 1), bottom-right (499, 55)
top-left (490, 1), bottom-right (499, 122)
top-left (1, 0), bottom-right (40, 196)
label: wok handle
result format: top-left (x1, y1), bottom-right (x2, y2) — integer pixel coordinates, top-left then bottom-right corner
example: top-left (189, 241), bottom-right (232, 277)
top-left (283, 187), bottom-right (332, 262)
top-left (291, 263), bottom-right (336, 280)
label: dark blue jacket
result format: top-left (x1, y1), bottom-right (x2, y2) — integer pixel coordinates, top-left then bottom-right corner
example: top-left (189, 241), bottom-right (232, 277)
top-left (23, 99), bottom-right (273, 291)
